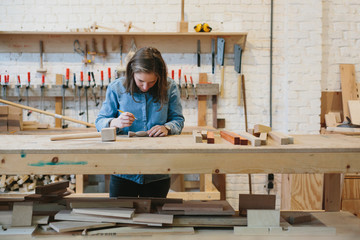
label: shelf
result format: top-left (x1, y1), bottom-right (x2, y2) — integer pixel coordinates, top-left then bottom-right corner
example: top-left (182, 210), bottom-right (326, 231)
top-left (0, 31), bottom-right (247, 54)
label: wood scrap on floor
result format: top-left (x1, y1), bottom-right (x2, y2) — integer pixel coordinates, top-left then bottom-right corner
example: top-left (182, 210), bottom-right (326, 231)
top-left (87, 226), bottom-right (195, 236)
top-left (11, 201), bottom-right (33, 227)
top-left (132, 213), bottom-right (173, 224)
top-left (49, 220), bottom-right (115, 233)
top-left (72, 207), bottom-right (135, 219)
top-left (0, 225), bottom-right (37, 236)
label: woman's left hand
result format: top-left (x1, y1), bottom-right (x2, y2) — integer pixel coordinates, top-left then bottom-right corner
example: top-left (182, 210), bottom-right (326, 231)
top-left (147, 125), bottom-right (169, 137)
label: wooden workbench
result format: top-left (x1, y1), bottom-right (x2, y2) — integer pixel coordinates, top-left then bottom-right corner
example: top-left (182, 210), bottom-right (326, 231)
top-left (0, 134), bottom-right (359, 175)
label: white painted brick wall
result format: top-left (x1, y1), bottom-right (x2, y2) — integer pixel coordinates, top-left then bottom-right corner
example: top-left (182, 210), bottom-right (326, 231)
top-left (0, 0), bottom-right (358, 210)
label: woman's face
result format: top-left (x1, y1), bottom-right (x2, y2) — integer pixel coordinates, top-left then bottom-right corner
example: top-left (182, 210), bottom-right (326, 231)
top-left (134, 72), bottom-right (157, 92)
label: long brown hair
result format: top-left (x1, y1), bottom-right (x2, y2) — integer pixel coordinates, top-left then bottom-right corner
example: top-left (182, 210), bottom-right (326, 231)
top-left (124, 47), bottom-right (168, 110)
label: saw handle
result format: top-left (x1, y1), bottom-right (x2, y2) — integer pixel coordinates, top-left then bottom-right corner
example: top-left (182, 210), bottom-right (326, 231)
top-left (50, 132), bottom-right (101, 141)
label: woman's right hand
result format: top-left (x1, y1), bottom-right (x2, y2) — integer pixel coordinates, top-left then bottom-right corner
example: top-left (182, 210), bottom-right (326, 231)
top-left (110, 112), bottom-right (135, 129)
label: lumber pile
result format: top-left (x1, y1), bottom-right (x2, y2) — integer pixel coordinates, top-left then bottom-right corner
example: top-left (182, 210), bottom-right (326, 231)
top-left (0, 174), bottom-right (76, 193)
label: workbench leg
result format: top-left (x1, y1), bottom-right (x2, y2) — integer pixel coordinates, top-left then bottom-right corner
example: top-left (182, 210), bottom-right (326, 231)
top-left (170, 174), bottom-right (185, 192)
top-left (212, 95), bottom-right (217, 129)
top-left (75, 174), bottom-right (84, 194)
top-left (212, 174), bottom-right (226, 200)
top-left (323, 173), bottom-right (342, 211)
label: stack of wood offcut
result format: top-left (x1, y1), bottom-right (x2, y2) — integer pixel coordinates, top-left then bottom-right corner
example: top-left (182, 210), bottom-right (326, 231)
top-left (218, 124), bottom-right (294, 146)
top-left (0, 174), bottom-right (76, 193)
top-left (0, 105), bottom-right (23, 132)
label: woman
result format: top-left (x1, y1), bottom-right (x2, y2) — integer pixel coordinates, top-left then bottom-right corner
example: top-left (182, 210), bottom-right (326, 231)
top-left (95, 47), bottom-right (184, 198)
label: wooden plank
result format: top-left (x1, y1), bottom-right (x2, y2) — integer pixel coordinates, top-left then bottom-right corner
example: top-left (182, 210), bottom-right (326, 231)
top-left (342, 199), bottom-right (360, 215)
top-left (88, 226), bottom-right (194, 236)
top-left (72, 207), bottom-right (135, 219)
top-left (324, 173), bottom-right (341, 212)
top-left (49, 220), bottom-right (115, 233)
top-left (259, 132), bottom-right (267, 145)
top-left (348, 100), bottom-right (360, 125)
top-left (70, 201), bottom-right (133, 209)
top-left (290, 174), bottom-right (323, 210)
top-left (11, 201), bottom-right (33, 227)
top-left (239, 194), bottom-right (276, 212)
top-left (162, 203), bottom-right (223, 212)
top-left (172, 215), bottom-right (246, 227)
top-left (321, 91), bottom-right (343, 127)
top-left (220, 130), bottom-right (240, 145)
top-left (247, 209), bottom-right (280, 227)
top-left (197, 73), bottom-right (208, 126)
top-left (167, 191), bottom-right (220, 201)
top-left (0, 226), bottom-right (36, 236)
top-left (212, 95), bottom-right (218, 129)
top-left (35, 180), bottom-right (69, 194)
top-left (132, 213), bottom-right (173, 224)
top-left (340, 64), bottom-right (358, 119)
top-left (75, 174), bottom-right (84, 194)
top-left (55, 210), bottom-right (138, 224)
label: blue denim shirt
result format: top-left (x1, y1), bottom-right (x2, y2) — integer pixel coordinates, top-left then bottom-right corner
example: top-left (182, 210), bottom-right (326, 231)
top-left (95, 77), bottom-right (185, 184)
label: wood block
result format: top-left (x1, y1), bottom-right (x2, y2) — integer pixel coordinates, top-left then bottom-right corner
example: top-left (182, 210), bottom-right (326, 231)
top-left (220, 130), bottom-right (240, 145)
top-left (101, 127), bottom-right (116, 141)
top-left (12, 201), bottom-right (33, 227)
top-left (254, 124), bottom-right (272, 133)
top-left (325, 113), bottom-right (337, 127)
top-left (207, 131), bottom-right (215, 144)
top-left (247, 209), bottom-right (280, 227)
top-left (35, 180), bottom-right (69, 194)
top-left (49, 220), bottom-right (115, 233)
top-left (340, 64), bottom-right (358, 119)
top-left (239, 194), bottom-right (276, 212)
top-left (72, 207), bottom-right (135, 219)
top-left (348, 100), bottom-right (360, 125)
top-left (236, 131), bottom-right (261, 146)
top-left (217, 118), bottom-right (225, 128)
top-left (192, 130), bottom-right (202, 143)
top-left (268, 131), bottom-right (290, 145)
top-left (200, 130), bottom-right (207, 140)
top-left (328, 112), bottom-right (342, 123)
top-left (259, 132), bottom-right (267, 145)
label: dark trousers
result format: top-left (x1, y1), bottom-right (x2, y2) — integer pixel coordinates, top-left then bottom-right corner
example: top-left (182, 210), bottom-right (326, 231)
top-left (109, 175), bottom-right (170, 198)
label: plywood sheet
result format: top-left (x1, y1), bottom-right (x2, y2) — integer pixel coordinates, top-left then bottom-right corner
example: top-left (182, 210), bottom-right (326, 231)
top-left (342, 178), bottom-right (360, 199)
top-left (290, 174), bottom-right (323, 210)
top-left (11, 201), bottom-right (33, 227)
top-left (321, 91), bottom-right (343, 127)
top-left (348, 100), bottom-right (360, 125)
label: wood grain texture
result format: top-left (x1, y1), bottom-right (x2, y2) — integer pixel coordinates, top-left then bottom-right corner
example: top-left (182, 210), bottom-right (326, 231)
top-left (340, 64), bottom-right (358, 119)
top-left (321, 91), bottom-right (343, 127)
top-left (342, 177), bottom-right (360, 199)
top-left (220, 130), bottom-right (240, 145)
top-left (290, 174), bottom-right (323, 210)
top-left (348, 100), bottom-right (360, 125)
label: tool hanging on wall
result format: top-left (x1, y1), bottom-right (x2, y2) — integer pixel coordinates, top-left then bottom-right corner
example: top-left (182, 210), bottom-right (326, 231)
top-left (217, 37), bottom-right (225, 98)
top-left (91, 72), bottom-right (99, 107)
top-left (37, 40), bottom-right (47, 73)
top-left (16, 75), bottom-right (22, 102)
top-left (73, 73), bottom-right (77, 113)
top-left (78, 72), bottom-right (84, 116)
top-left (107, 68), bottom-right (111, 86)
top-left (2, 75), bottom-right (8, 100)
top-left (62, 69), bottom-right (69, 129)
top-left (40, 75), bottom-right (45, 111)
top-left (171, 70), bottom-right (175, 80)
top-left (26, 72), bottom-right (32, 116)
top-left (234, 44), bottom-right (243, 74)
top-left (211, 38), bottom-right (216, 75)
top-left (178, 69), bottom-right (182, 90)
top-left (85, 72), bottom-right (91, 123)
top-left (0, 98), bottom-right (95, 128)
top-left (190, 76), bottom-right (197, 100)
top-left (184, 75), bottom-right (189, 99)
top-left (100, 70), bottom-right (104, 104)
top-left (197, 40), bottom-right (201, 67)
top-left (116, 36), bottom-right (125, 78)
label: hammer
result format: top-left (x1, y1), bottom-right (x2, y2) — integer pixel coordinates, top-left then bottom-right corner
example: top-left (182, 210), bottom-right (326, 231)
top-left (50, 127), bottom-right (116, 142)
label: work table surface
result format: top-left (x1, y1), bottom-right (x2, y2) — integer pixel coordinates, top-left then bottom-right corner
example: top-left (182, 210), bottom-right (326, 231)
top-left (0, 134), bottom-right (359, 174)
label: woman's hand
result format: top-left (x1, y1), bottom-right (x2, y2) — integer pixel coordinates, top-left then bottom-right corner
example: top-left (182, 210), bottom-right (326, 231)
top-left (110, 112), bottom-right (135, 129)
top-left (147, 125), bottom-right (169, 137)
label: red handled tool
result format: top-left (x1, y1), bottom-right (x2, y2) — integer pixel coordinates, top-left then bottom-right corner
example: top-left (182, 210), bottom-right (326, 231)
top-left (26, 72), bottom-right (32, 116)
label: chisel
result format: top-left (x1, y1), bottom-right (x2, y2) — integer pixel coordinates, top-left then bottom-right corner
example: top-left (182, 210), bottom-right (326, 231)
top-left (217, 38), bottom-right (225, 98)
top-left (73, 73), bottom-right (76, 113)
top-left (100, 70), bottom-right (104, 104)
top-left (16, 75), bottom-right (22, 102)
top-left (197, 40), bottom-right (201, 67)
top-left (2, 75), bottom-right (8, 100)
top-left (85, 72), bottom-right (91, 123)
top-left (26, 72), bottom-right (32, 116)
top-left (40, 75), bottom-right (45, 111)
top-left (78, 71), bottom-right (84, 116)
top-left (90, 72), bottom-right (99, 107)
top-left (211, 38), bottom-right (216, 74)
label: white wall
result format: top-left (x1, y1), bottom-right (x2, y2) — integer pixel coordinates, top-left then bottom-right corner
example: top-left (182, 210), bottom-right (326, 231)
top-left (1, 0), bottom-right (359, 210)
